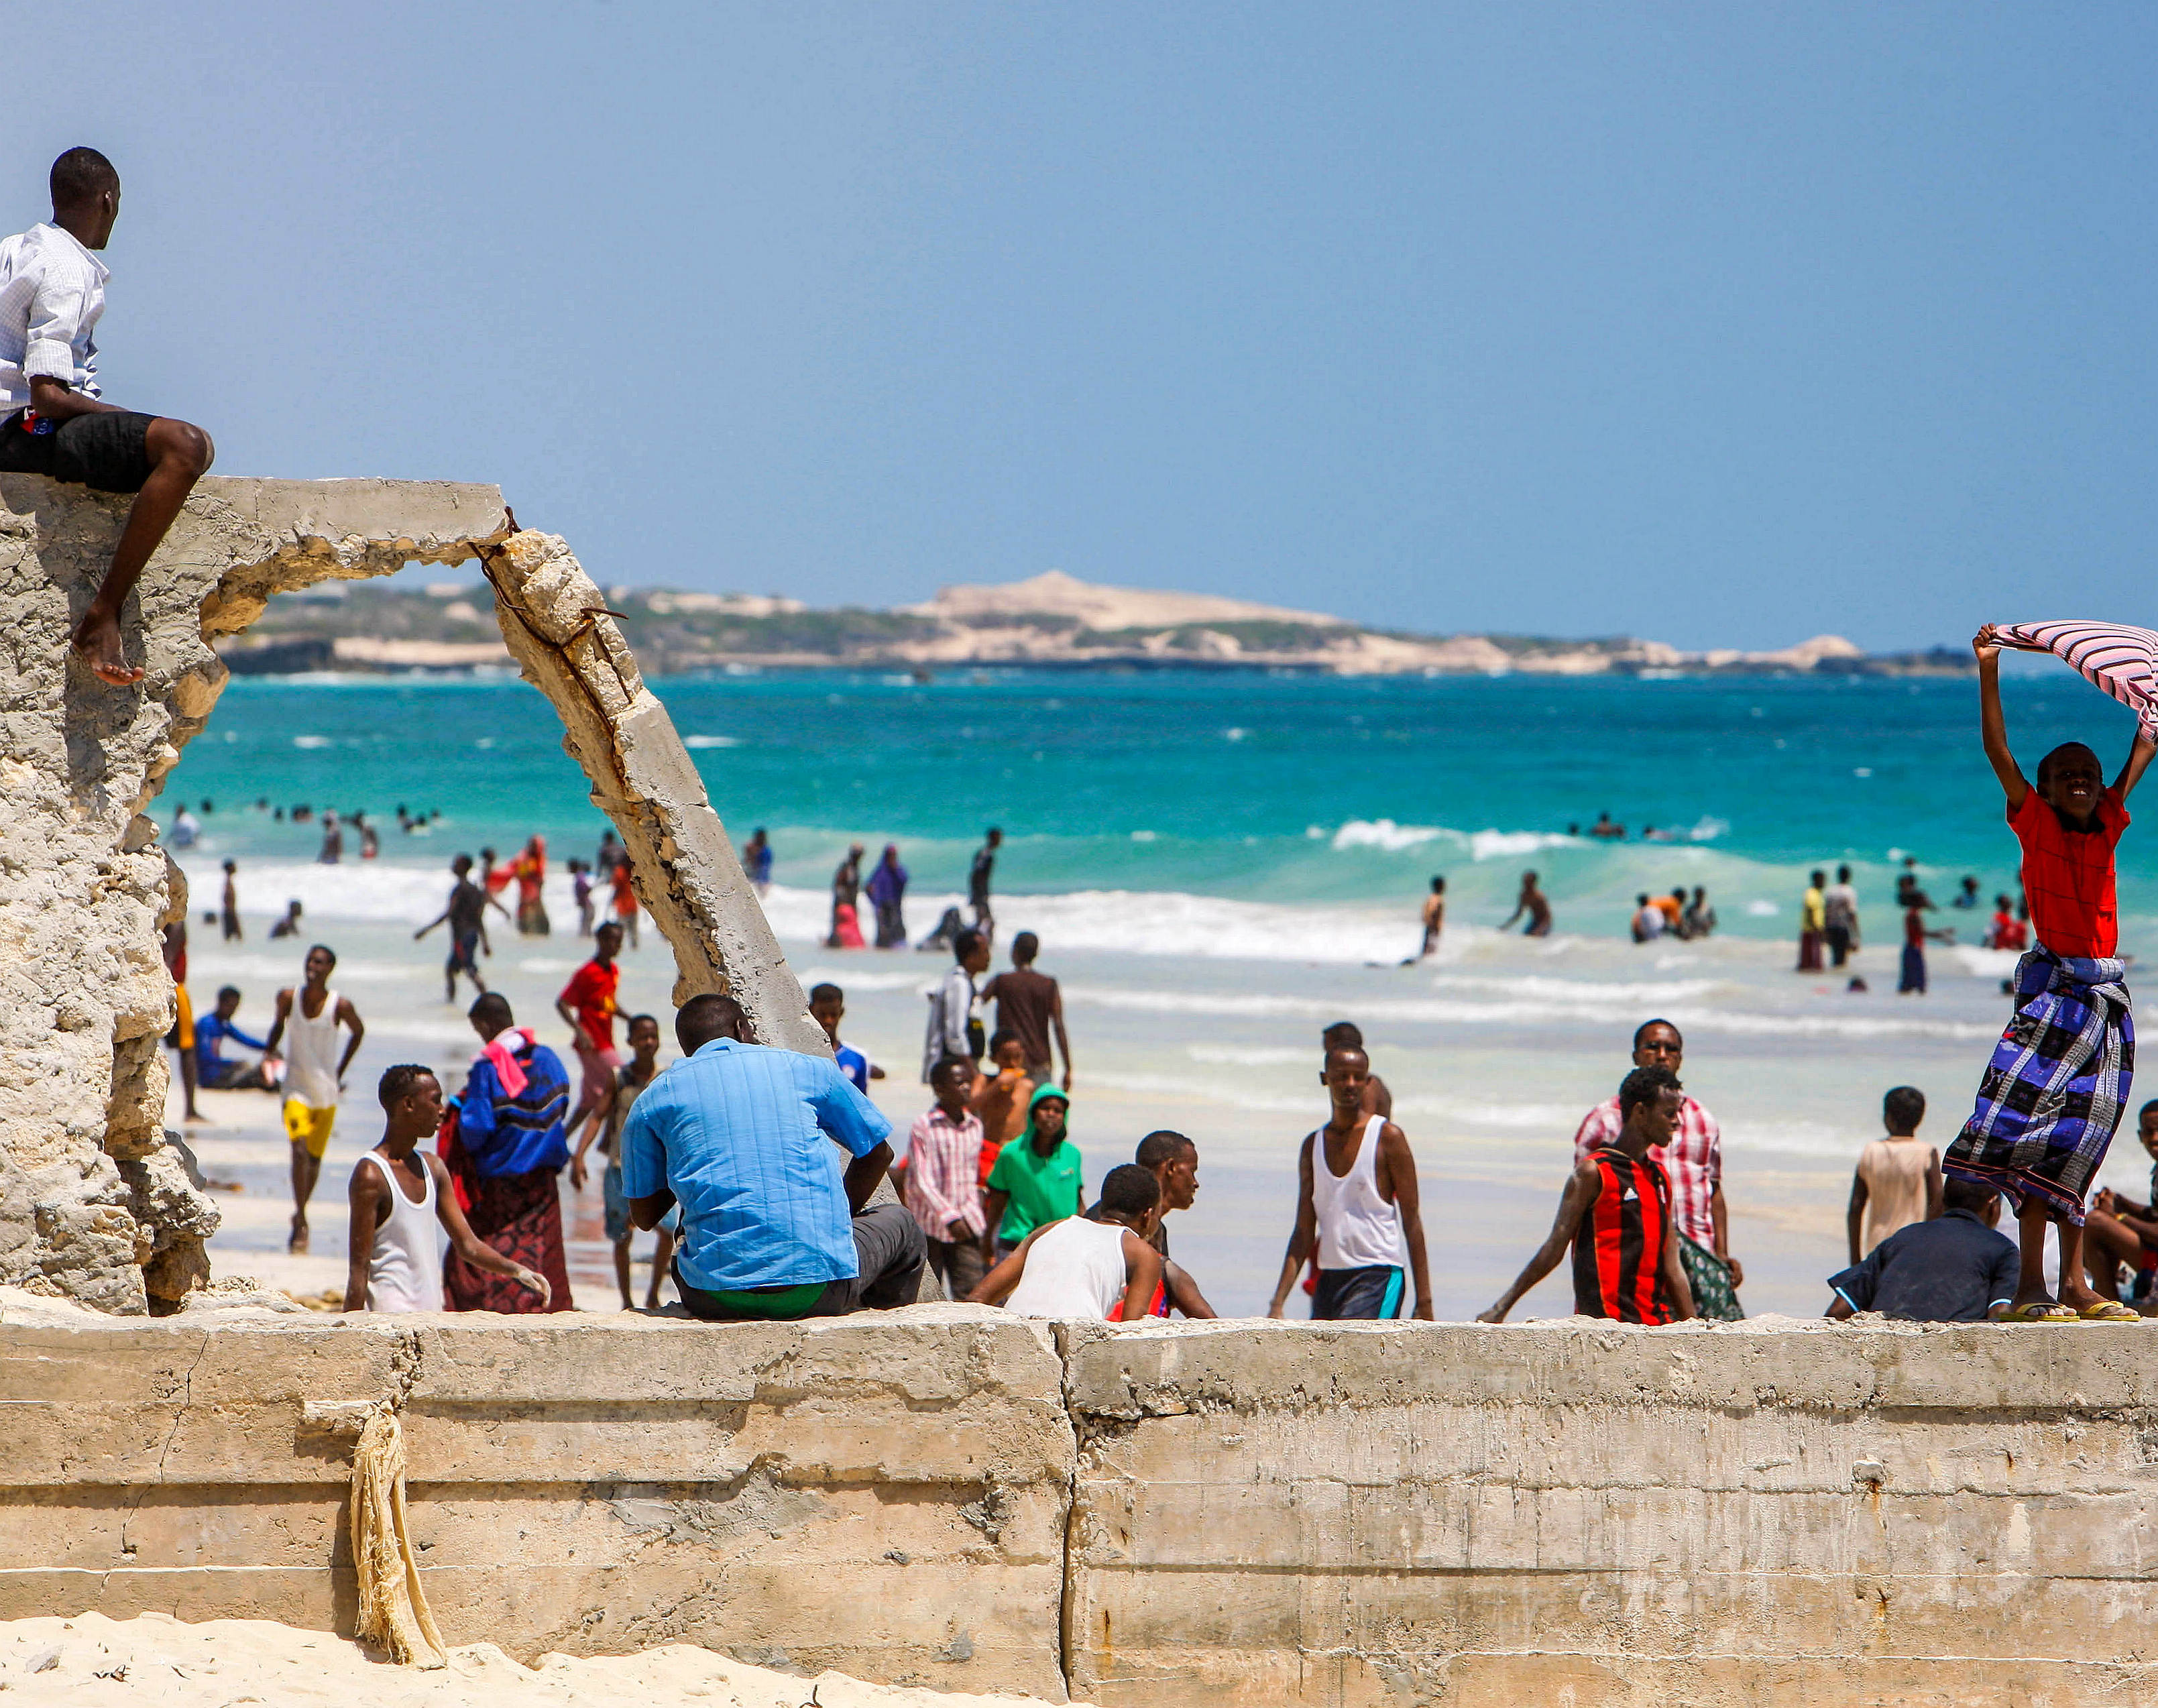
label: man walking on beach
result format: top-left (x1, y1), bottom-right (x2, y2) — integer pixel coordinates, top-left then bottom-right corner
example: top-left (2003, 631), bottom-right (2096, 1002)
top-left (445, 994), bottom-right (575, 1312)
top-left (414, 854), bottom-right (504, 1003)
top-left (262, 946), bottom-right (365, 1255)
top-left (1267, 1046), bottom-right (1432, 1321)
top-left (980, 931), bottom-right (1072, 1091)
top-left (1573, 1020), bottom-right (1743, 1318)
top-left (557, 921), bottom-right (624, 1129)
top-left (924, 927), bottom-right (988, 1081)
top-left (622, 994), bottom-right (923, 1320)
top-left (1480, 1067), bottom-right (1697, 1325)
top-left (0, 148), bottom-right (214, 685)
top-left (970, 828), bottom-right (1002, 935)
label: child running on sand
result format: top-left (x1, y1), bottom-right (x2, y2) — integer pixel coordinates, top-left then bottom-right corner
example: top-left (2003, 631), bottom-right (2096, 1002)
top-left (1945, 624), bottom-right (2157, 1321)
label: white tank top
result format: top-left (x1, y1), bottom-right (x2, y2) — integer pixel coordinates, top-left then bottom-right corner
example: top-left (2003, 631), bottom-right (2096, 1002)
top-left (357, 1152), bottom-right (443, 1312)
top-left (284, 986), bottom-right (343, 1108)
top-left (1005, 1218), bottom-right (1131, 1319)
top-left (1311, 1115), bottom-right (1402, 1271)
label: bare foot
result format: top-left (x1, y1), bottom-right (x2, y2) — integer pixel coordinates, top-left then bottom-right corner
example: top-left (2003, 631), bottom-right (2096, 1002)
top-left (72, 610), bottom-right (144, 687)
top-left (288, 1216), bottom-right (309, 1255)
top-left (184, 1111), bottom-right (209, 1126)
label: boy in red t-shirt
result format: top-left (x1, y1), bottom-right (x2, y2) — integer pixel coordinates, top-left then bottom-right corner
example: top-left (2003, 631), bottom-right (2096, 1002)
top-left (1945, 624), bottom-right (2157, 1320)
top-left (557, 920), bottom-right (624, 1129)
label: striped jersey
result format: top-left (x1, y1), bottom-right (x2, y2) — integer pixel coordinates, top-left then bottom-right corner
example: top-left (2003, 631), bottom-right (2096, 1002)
top-left (1573, 1147), bottom-right (1680, 1324)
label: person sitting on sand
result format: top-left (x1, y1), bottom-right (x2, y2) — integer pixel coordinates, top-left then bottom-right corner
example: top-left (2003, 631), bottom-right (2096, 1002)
top-left (262, 946), bottom-right (365, 1255)
top-left (622, 994), bottom-right (923, 1321)
top-left (1136, 1129), bottom-right (1216, 1318)
top-left (970, 1164), bottom-right (1166, 1322)
top-left (1501, 870), bottom-right (1553, 935)
top-left (1824, 1177), bottom-right (2015, 1323)
top-left (1945, 624), bottom-right (2157, 1322)
top-left (345, 1065), bottom-right (549, 1314)
top-left (1848, 1086), bottom-right (1943, 1263)
top-left (193, 986), bottom-right (276, 1091)
top-left (2079, 1100), bottom-right (2158, 1305)
top-left (1479, 1066), bottom-right (1697, 1326)
top-left (1268, 1046), bottom-right (1432, 1322)
top-left (0, 149), bottom-right (214, 685)
top-left (444, 994), bottom-right (575, 1313)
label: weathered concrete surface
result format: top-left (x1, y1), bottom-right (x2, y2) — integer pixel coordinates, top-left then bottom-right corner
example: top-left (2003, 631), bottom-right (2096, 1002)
top-left (473, 530), bottom-right (824, 1051)
top-left (1, 479), bottom-right (841, 1313)
top-left (0, 1298), bottom-right (1072, 1699)
top-left (0, 477), bottom-right (508, 1314)
top-left (1060, 1317), bottom-right (2158, 1707)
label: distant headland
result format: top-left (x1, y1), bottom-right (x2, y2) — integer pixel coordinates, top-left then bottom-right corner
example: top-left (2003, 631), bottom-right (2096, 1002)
top-left (217, 567), bottom-right (1972, 679)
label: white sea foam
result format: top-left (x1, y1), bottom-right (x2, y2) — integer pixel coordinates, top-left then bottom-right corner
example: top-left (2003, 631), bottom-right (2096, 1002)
top-left (1330, 819), bottom-right (1580, 861)
top-left (682, 734), bottom-right (740, 748)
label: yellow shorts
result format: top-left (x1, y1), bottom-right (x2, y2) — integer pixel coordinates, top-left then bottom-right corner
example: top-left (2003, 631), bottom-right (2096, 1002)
top-left (172, 984), bottom-right (194, 1053)
top-left (282, 1099), bottom-right (337, 1159)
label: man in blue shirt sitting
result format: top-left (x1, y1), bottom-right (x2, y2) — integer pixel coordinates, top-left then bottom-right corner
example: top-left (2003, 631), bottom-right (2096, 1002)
top-left (624, 992), bottom-right (923, 1321)
top-left (194, 986), bottom-right (276, 1090)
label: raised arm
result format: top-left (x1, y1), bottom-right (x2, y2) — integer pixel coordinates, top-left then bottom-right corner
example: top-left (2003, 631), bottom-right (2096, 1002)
top-left (2113, 726), bottom-right (2158, 802)
top-left (1266, 1136), bottom-right (1319, 1317)
top-left (1479, 1163), bottom-right (1600, 1322)
top-left (1972, 626), bottom-right (2029, 809)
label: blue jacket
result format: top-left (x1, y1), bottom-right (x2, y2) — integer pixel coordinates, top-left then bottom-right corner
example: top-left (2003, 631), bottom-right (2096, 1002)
top-left (457, 1037), bottom-right (571, 1178)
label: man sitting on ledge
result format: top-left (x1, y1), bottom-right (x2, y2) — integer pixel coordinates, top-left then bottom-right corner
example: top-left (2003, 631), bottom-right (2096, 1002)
top-left (0, 148), bottom-right (214, 685)
top-left (622, 992), bottom-right (925, 1320)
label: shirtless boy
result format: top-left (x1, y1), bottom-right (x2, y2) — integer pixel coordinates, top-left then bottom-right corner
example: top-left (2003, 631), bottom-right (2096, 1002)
top-left (1944, 624), bottom-right (2156, 1320)
top-left (414, 854), bottom-right (505, 1002)
top-left (0, 149), bottom-right (213, 684)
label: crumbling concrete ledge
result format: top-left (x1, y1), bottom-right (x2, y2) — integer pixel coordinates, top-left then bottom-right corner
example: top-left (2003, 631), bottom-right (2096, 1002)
top-left (0, 476), bottom-right (833, 1314)
top-left (8, 1300), bottom-right (2158, 1705)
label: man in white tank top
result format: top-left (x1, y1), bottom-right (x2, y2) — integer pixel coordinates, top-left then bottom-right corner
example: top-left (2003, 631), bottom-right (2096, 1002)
top-left (1267, 1046), bottom-right (1432, 1321)
top-left (972, 1164), bottom-right (1165, 1320)
top-left (343, 1064), bottom-right (549, 1314)
top-left (262, 944), bottom-right (366, 1255)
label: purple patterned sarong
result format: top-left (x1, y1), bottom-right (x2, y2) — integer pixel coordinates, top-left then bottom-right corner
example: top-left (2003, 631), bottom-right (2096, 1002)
top-left (1943, 947), bottom-right (2133, 1224)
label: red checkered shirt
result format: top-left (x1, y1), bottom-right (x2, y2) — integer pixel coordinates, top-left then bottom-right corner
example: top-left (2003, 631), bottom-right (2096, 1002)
top-left (1573, 1094), bottom-right (1721, 1250)
top-left (2010, 785), bottom-right (2126, 960)
top-left (904, 1104), bottom-right (986, 1242)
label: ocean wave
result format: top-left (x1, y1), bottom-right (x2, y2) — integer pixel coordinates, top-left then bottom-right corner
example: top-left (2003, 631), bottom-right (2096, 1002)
top-left (1329, 819), bottom-right (1580, 861)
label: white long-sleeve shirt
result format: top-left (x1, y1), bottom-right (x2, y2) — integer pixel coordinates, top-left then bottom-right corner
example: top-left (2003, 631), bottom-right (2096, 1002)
top-left (0, 223), bottom-right (106, 410)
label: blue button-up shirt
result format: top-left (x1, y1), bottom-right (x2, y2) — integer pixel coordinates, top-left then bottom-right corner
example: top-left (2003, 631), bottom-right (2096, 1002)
top-left (620, 1038), bottom-right (892, 1292)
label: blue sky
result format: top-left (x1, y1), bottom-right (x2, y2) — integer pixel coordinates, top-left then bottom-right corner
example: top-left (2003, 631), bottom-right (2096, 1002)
top-left (42, 3), bottom-right (2158, 648)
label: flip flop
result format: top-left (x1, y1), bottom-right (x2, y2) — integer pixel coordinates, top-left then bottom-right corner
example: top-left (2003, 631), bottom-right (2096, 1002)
top-left (2078, 1300), bottom-right (2143, 1322)
top-left (2002, 1300), bottom-right (2078, 1322)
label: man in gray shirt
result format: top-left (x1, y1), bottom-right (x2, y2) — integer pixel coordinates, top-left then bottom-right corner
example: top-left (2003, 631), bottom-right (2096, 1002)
top-left (1822, 866), bottom-right (1860, 968)
top-left (922, 928), bottom-right (988, 1082)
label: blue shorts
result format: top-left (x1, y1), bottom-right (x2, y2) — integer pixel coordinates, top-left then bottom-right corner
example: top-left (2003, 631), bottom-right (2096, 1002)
top-left (1312, 1265), bottom-right (1404, 1320)
top-left (447, 929), bottom-right (481, 974)
top-left (603, 1163), bottom-right (679, 1245)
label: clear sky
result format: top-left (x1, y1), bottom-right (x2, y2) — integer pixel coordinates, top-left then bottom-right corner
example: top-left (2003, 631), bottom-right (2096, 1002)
top-left (42, 3), bottom-right (2158, 649)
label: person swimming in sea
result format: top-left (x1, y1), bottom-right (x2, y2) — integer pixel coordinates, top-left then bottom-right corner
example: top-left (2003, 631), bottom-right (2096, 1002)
top-left (1501, 870), bottom-right (1552, 936)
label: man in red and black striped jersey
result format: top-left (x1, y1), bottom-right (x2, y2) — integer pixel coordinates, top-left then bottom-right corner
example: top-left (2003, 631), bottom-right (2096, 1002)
top-left (1479, 1066), bottom-right (1697, 1326)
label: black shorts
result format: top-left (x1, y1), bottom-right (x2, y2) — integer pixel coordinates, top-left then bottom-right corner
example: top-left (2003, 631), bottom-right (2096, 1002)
top-left (1312, 1264), bottom-right (1405, 1320)
top-left (0, 408), bottom-right (154, 494)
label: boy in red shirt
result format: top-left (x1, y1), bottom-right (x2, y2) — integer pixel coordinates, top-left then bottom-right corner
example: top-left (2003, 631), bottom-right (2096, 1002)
top-left (557, 920), bottom-right (624, 1129)
top-left (1946, 625), bottom-right (2156, 1320)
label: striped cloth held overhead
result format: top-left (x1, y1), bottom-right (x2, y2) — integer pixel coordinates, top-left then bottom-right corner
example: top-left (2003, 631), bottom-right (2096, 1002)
top-left (1997, 621), bottom-right (2158, 736)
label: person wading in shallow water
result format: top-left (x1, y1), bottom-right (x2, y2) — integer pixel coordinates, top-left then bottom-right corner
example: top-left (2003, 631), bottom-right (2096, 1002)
top-left (0, 148), bottom-right (214, 685)
top-left (1501, 870), bottom-right (1552, 936)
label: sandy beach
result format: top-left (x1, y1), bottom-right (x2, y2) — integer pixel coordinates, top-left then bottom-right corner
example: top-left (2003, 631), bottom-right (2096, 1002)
top-left (0, 1613), bottom-right (1078, 1707)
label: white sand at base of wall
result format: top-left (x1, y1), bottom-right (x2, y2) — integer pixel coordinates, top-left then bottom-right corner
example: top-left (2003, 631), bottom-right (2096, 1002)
top-left (0, 1614), bottom-right (1083, 1707)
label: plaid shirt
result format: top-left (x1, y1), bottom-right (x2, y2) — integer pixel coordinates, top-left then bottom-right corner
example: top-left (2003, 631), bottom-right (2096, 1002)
top-left (905, 1104), bottom-right (985, 1241)
top-left (0, 223), bottom-right (106, 408)
top-left (1573, 1094), bottom-right (1721, 1249)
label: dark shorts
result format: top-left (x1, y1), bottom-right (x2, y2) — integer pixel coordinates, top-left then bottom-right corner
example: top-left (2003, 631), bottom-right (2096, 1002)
top-left (447, 928), bottom-right (481, 974)
top-left (203, 1060), bottom-right (258, 1090)
top-left (0, 408), bottom-right (155, 494)
top-left (1312, 1264), bottom-right (1405, 1320)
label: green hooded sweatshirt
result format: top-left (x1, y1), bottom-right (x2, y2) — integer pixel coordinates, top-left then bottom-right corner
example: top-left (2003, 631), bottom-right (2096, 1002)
top-left (986, 1082), bottom-right (1081, 1243)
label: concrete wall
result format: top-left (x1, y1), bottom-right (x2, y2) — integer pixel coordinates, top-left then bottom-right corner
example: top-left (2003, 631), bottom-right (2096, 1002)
top-left (9, 1298), bottom-right (2158, 1705)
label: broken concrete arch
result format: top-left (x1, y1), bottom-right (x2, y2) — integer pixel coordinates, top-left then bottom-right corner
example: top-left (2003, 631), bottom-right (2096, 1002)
top-left (0, 475), bottom-right (827, 1314)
